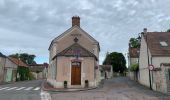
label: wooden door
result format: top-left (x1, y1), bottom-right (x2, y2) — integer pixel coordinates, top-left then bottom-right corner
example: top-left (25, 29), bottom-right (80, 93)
top-left (71, 62), bottom-right (81, 85)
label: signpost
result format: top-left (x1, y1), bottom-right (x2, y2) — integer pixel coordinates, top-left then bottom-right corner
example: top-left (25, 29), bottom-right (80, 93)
top-left (149, 65), bottom-right (154, 71)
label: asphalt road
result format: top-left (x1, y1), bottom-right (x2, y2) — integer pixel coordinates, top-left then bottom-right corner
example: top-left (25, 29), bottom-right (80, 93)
top-left (51, 77), bottom-right (170, 100)
top-left (0, 80), bottom-right (43, 100)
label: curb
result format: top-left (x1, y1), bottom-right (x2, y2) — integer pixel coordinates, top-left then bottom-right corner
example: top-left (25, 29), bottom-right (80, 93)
top-left (41, 80), bottom-right (100, 93)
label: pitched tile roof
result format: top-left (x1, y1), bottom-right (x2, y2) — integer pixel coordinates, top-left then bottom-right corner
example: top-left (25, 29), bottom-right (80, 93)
top-left (145, 32), bottom-right (170, 56)
top-left (29, 63), bottom-right (48, 72)
top-left (29, 64), bottom-right (47, 72)
top-left (8, 57), bottom-right (28, 67)
top-left (129, 48), bottom-right (139, 58)
top-left (53, 43), bottom-right (98, 60)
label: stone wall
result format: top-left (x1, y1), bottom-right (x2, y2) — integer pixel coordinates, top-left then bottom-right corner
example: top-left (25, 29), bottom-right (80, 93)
top-left (152, 64), bottom-right (170, 94)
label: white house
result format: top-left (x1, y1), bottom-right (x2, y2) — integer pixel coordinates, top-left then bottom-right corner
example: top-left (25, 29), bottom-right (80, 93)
top-left (139, 28), bottom-right (170, 94)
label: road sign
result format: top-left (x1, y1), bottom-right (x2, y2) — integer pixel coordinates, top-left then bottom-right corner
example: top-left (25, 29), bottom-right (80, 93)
top-left (149, 65), bottom-right (154, 71)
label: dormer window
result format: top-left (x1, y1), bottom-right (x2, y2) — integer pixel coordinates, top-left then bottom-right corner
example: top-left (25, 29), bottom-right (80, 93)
top-left (160, 41), bottom-right (168, 47)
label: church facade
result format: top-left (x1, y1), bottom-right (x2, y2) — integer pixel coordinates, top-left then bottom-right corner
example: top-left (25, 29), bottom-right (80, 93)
top-left (47, 16), bottom-right (100, 88)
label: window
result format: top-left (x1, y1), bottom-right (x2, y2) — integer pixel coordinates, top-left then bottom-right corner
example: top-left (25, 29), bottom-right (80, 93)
top-left (160, 41), bottom-right (168, 47)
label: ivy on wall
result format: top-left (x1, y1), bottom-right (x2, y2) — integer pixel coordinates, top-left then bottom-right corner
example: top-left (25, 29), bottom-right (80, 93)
top-left (130, 64), bottom-right (139, 72)
top-left (17, 66), bottom-right (35, 81)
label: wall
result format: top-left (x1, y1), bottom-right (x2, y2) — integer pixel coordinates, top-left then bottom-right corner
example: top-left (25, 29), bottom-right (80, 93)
top-left (152, 65), bottom-right (170, 94)
top-left (0, 57), bottom-right (5, 83)
top-left (152, 57), bottom-right (170, 68)
top-left (50, 56), bottom-right (96, 88)
top-left (139, 34), bottom-right (152, 87)
top-left (49, 27), bottom-right (99, 60)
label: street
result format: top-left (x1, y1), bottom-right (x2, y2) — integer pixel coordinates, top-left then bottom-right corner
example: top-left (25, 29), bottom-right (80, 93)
top-left (0, 80), bottom-right (44, 100)
top-left (1, 77), bottom-right (170, 100)
top-left (51, 77), bottom-right (170, 100)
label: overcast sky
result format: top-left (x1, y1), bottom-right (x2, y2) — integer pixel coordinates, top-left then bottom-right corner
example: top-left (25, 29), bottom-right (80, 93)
top-left (0, 0), bottom-right (170, 64)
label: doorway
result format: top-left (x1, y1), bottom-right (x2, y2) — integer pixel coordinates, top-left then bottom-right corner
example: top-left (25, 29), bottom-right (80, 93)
top-left (71, 62), bottom-right (81, 85)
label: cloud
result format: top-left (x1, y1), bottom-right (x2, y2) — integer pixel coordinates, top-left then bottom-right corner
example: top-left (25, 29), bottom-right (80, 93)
top-left (0, 0), bottom-right (170, 64)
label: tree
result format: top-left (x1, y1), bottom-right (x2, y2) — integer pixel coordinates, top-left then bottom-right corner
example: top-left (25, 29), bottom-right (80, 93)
top-left (9, 53), bottom-right (36, 64)
top-left (167, 29), bottom-right (170, 32)
top-left (129, 38), bottom-right (140, 48)
top-left (103, 52), bottom-right (127, 73)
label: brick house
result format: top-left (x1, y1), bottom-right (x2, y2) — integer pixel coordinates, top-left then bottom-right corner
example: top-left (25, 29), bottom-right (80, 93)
top-left (47, 16), bottom-right (100, 88)
top-left (139, 28), bottom-right (170, 94)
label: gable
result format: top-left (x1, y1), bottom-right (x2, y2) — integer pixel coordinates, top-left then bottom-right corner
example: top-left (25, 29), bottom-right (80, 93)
top-left (52, 43), bottom-right (98, 60)
top-left (49, 26), bottom-right (100, 50)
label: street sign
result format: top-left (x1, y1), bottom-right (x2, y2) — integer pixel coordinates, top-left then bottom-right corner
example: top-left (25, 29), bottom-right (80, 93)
top-left (149, 65), bottom-right (154, 71)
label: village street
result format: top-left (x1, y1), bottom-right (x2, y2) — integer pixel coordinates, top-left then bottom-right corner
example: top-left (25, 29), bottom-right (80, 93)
top-left (0, 80), bottom-right (44, 100)
top-left (51, 77), bottom-right (170, 100)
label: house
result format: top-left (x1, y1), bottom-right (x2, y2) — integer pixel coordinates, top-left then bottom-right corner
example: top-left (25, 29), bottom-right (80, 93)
top-left (128, 46), bottom-right (140, 81)
top-left (139, 28), bottom-right (170, 94)
top-left (8, 57), bottom-right (29, 81)
top-left (99, 65), bottom-right (113, 80)
top-left (0, 52), bottom-right (6, 83)
top-left (47, 16), bottom-right (100, 88)
top-left (29, 63), bottom-right (48, 79)
top-left (0, 52), bottom-right (18, 83)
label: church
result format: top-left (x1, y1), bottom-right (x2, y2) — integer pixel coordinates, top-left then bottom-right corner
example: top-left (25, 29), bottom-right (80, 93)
top-left (47, 16), bottom-right (100, 88)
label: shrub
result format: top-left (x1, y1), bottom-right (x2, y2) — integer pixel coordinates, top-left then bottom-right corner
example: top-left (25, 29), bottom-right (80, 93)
top-left (130, 64), bottom-right (139, 71)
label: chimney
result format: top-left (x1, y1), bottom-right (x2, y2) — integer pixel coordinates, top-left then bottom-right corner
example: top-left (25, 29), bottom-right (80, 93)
top-left (72, 16), bottom-right (80, 27)
top-left (143, 28), bottom-right (147, 34)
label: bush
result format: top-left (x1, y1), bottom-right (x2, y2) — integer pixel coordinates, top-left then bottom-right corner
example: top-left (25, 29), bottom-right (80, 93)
top-left (130, 64), bottom-right (139, 71)
top-left (28, 72), bottom-right (36, 80)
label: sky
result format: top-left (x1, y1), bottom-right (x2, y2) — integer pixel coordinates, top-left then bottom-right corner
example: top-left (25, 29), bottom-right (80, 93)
top-left (0, 0), bottom-right (170, 64)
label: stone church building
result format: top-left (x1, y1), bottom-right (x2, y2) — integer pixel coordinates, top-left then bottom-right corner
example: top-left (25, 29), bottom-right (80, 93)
top-left (47, 16), bottom-right (100, 88)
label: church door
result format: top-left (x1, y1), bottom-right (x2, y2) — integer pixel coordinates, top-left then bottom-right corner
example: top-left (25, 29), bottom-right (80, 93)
top-left (71, 62), bottom-right (81, 85)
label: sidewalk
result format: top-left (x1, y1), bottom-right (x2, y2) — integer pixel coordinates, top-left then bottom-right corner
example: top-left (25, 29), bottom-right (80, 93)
top-left (42, 80), bottom-right (98, 92)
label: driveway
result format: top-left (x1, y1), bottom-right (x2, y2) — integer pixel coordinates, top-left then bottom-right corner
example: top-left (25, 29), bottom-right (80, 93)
top-left (51, 77), bottom-right (170, 100)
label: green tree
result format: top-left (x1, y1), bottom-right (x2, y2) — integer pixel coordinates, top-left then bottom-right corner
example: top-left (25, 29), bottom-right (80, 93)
top-left (167, 29), bottom-right (170, 32)
top-left (129, 38), bottom-right (140, 48)
top-left (9, 53), bottom-right (36, 64)
top-left (103, 52), bottom-right (127, 73)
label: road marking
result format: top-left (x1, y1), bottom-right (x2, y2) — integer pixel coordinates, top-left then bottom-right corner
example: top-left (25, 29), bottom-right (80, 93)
top-left (34, 87), bottom-right (40, 90)
top-left (24, 87), bottom-right (33, 90)
top-left (40, 91), bottom-right (52, 100)
top-left (6, 87), bottom-right (18, 90)
top-left (16, 87), bottom-right (26, 90)
top-left (0, 87), bottom-right (10, 90)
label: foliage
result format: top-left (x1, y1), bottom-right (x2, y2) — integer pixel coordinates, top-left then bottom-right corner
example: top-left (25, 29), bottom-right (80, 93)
top-left (9, 53), bottom-right (36, 64)
top-left (167, 29), bottom-right (170, 32)
top-left (130, 63), bottom-right (139, 71)
top-left (17, 66), bottom-right (30, 81)
top-left (129, 38), bottom-right (140, 48)
top-left (17, 66), bottom-right (35, 81)
top-left (103, 52), bottom-right (127, 73)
